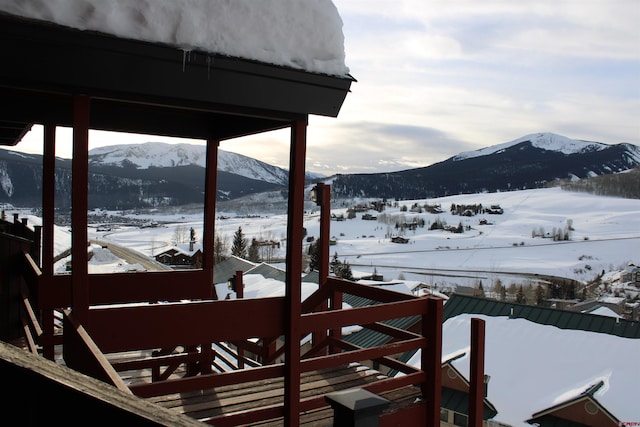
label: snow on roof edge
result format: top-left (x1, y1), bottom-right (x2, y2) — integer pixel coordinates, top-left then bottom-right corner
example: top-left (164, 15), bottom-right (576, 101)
top-left (0, 0), bottom-right (350, 77)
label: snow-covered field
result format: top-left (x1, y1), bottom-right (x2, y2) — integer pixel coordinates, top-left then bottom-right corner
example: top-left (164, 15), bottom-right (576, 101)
top-left (6, 186), bottom-right (639, 288)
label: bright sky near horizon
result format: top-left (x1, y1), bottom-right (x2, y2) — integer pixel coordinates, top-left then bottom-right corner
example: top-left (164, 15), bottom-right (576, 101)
top-left (10, 0), bottom-right (640, 176)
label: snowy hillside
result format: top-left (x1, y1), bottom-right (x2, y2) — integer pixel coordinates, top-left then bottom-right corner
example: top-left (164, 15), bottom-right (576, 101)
top-left (46, 186), bottom-right (636, 289)
top-left (89, 142), bottom-right (290, 185)
top-left (453, 132), bottom-right (624, 161)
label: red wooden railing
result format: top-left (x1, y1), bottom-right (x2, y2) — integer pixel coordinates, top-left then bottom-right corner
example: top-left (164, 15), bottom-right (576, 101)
top-left (15, 245), bottom-right (443, 426)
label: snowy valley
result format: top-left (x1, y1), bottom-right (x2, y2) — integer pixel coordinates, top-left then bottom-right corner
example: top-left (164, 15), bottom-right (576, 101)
top-left (5, 184), bottom-right (639, 319)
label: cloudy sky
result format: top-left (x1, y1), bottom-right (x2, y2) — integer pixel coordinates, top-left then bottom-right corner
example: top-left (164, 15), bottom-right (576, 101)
top-left (13, 0), bottom-right (640, 176)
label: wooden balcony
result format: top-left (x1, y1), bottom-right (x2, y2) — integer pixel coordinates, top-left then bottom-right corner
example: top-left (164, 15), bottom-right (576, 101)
top-left (6, 246), bottom-right (444, 426)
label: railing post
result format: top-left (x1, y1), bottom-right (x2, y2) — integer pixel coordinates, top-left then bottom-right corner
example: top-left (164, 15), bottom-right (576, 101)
top-left (469, 318), bottom-right (486, 426)
top-left (325, 388), bottom-right (390, 427)
top-left (423, 297), bottom-right (443, 426)
top-left (284, 118), bottom-right (308, 427)
top-left (71, 94), bottom-right (90, 324)
top-left (312, 183), bottom-right (331, 355)
top-left (235, 270), bottom-right (245, 369)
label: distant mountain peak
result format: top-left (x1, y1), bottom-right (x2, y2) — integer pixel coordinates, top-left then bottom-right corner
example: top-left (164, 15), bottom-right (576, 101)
top-left (453, 132), bottom-right (608, 161)
top-left (89, 142), bottom-right (206, 169)
top-left (88, 141), bottom-right (295, 185)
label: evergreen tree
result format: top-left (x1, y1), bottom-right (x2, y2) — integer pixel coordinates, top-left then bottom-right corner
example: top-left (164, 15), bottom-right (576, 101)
top-left (231, 226), bottom-right (248, 259)
top-left (308, 240), bottom-right (320, 271)
top-left (340, 261), bottom-right (354, 280)
top-left (330, 252), bottom-right (340, 275)
top-left (330, 252), bottom-right (353, 280)
top-left (477, 281), bottom-right (485, 298)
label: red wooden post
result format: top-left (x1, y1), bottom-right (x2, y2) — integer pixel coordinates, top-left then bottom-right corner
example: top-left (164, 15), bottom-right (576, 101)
top-left (469, 318), bottom-right (486, 427)
top-left (283, 118), bottom-right (307, 427)
top-left (199, 139), bottom-right (219, 375)
top-left (203, 139), bottom-right (219, 290)
top-left (41, 123), bottom-right (56, 360)
top-left (234, 270), bottom-right (245, 369)
top-left (234, 270), bottom-right (244, 299)
top-left (71, 95), bottom-right (90, 324)
top-left (319, 184), bottom-right (330, 285)
top-left (312, 183), bottom-right (331, 354)
top-left (423, 297), bottom-right (443, 426)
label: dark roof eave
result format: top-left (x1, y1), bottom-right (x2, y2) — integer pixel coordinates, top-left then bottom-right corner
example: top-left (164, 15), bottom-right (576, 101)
top-left (0, 13), bottom-right (354, 144)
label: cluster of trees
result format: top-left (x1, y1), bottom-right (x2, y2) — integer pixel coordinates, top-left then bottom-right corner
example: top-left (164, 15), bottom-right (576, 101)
top-left (560, 166), bottom-right (640, 199)
top-left (330, 252), bottom-right (353, 280)
top-left (450, 203), bottom-right (483, 216)
top-left (307, 242), bottom-right (353, 280)
top-left (429, 218), bottom-right (465, 234)
top-left (230, 226), bottom-right (276, 263)
top-left (480, 278), bottom-right (582, 307)
top-left (531, 219), bottom-right (574, 241)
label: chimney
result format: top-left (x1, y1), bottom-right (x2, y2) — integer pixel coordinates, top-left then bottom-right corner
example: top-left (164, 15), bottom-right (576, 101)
top-left (484, 374), bottom-right (491, 398)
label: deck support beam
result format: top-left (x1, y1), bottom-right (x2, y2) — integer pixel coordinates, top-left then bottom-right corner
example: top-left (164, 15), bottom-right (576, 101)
top-left (284, 118), bottom-right (308, 427)
top-left (469, 318), bottom-right (486, 427)
top-left (312, 183), bottom-right (331, 355)
top-left (71, 95), bottom-right (90, 324)
top-left (41, 123), bottom-right (56, 360)
top-left (199, 138), bottom-right (220, 375)
top-left (423, 297), bottom-right (443, 426)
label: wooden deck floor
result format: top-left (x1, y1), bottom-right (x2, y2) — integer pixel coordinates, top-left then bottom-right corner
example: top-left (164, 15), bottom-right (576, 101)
top-left (146, 364), bottom-right (422, 426)
top-left (105, 348), bottom-right (423, 426)
top-left (49, 346), bottom-right (423, 426)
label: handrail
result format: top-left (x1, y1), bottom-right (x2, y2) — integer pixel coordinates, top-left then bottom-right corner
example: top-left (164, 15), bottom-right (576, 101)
top-left (47, 276), bottom-right (440, 424)
top-left (62, 310), bottom-right (132, 394)
top-left (18, 253), bottom-right (44, 354)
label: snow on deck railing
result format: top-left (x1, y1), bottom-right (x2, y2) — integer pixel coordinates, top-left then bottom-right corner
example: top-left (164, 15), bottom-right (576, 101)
top-left (0, 0), bottom-right (349, 77)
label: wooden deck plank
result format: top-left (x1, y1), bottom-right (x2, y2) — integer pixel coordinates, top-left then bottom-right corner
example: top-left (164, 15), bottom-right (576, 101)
top-left (149, 365), bottom-right (364, 406)
top-left (179, 367), bottom-right (382, 419)
top-left (99, 350), bottom-right (423, 426)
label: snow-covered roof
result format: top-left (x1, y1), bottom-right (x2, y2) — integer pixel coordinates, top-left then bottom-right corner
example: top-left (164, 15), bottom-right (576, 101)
top-left (0, 0), bottom-right (349, 77)
top-left (221, 273), bottom-right (318, 301)
top-left (405, 313), bottom-right (640, 426)
top-left (584, 306), bottom-right (622, 319)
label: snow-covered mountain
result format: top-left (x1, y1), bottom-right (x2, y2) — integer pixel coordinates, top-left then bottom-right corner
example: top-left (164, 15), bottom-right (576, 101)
top-left (2, 132), bottom-right (638, 209)
top-left (452, 132), bottom-right (626, 161)
top-left (88, 142), bottom-right (292, 185)
top-left (331, 132), bottom-right (640, 200)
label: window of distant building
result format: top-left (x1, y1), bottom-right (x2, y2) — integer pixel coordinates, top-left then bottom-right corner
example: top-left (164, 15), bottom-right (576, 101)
top-left (441, 408), bottom-right (449, 423)
top-left (453, 412), bottom-right (468, 427)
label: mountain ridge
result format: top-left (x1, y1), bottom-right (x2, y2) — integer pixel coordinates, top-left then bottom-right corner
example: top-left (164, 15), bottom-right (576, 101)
top-left (452, 132), bottom-right (617, 161)
top-left (1, 132), bottom-right (638, 209)
top-left (89, 142), bottom-right (297, 185)
top-left (329, 132), bottom-right (640, 200)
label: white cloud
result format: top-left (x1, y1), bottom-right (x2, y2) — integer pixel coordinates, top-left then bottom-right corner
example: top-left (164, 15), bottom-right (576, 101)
top-left (9, 0), bottom-right (640, 176)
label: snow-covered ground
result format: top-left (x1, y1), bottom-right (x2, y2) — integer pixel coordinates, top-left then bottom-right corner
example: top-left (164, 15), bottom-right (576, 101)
top-left (405, 313), bottom-right (640, 427)
top-left (5, 186), bottom-right (639, 288)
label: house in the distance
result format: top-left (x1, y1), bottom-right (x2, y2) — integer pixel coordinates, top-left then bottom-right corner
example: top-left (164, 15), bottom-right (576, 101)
top-left (155, 241), bottom-right (202, 268)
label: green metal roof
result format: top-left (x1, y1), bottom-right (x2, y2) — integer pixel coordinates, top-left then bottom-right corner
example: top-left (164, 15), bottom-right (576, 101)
top-left (245, 263), bottom-right (287, 283)
top-left (213, 256), bottom-right (256, 284)
top-left (443, 294), bottom-right (640, 339)
top-left (341, 293), bottom-right (419, 349)
top-left (302, 270), bottom-right (319, 284)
